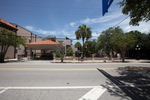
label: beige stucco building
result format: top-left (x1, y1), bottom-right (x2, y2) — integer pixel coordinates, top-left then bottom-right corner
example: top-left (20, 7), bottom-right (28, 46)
top-left (0, 18), bottom-right (77, 59)
top-left (0, 18), bottom-right (18, 59)
top-left (12, 24), bottom-right (42, 57)
top-left (0, 18), bottom-right (42, 59)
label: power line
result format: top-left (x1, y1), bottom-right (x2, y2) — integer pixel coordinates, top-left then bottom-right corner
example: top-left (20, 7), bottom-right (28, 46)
top-left (95, 15), bottom-right (130, 34)
top-left (113, 15), bottom-right (130, 27)
top-left (1, 16), bottom-right (130, 40)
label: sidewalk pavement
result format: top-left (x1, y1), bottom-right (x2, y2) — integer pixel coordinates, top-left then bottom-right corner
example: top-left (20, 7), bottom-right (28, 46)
top-left (3, 58), bottom-right (150, 63)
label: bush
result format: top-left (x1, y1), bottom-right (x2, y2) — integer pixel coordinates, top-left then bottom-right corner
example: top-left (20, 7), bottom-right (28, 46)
top-left (33, 53), bottom-right (36, 57)
top-left (53, 51), bottom-right (61, 57)
top-left (66, 47), bottom-right (74, 56)
top-left (66, 51), bottom-right (73, 56)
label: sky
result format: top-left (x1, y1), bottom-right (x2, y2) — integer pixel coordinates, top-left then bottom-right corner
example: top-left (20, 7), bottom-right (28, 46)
top-left (1, 0), bottom-right (150, 45)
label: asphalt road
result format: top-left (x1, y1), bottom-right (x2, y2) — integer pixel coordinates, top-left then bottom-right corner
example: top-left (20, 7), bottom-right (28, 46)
top-left (0, 62), bottom-right (150, 100)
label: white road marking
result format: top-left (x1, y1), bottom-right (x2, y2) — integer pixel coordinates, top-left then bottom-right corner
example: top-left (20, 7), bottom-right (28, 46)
top-left (0, 87), bottom-right (9, 94)
top-left (0, 84), bottom-right (149, 90)
top-left (78, 86), bottom-right (107, 100)
top-left (0, 84), bottom-right (149, 95)
top-left (0, 86), bottom-right (99, 90)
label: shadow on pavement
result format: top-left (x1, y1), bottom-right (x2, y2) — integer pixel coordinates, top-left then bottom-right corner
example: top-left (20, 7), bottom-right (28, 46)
top-left (97, 67), bottom-right (150, 100)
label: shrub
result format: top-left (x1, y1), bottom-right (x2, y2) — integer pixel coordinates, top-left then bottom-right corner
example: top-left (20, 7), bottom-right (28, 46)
top-left (33, 53), bottom-right (36, 57)
top-left (66, 47), bottom-right (74, 56)
top-left (53, 51), bottom-right (61, 57)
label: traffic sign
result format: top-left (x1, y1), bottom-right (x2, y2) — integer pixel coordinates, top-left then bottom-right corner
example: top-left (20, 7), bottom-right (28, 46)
top-left (102, 0), bottom-right (114, 16)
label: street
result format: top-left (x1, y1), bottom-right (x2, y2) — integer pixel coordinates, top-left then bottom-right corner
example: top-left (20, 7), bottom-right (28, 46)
top-left (0, 62), bottom-right (150, 100)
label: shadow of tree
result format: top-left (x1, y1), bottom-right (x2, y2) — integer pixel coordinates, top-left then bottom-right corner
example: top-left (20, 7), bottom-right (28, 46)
top-left (117, 67), bottom-right (150, 85)
top-left (97, 67), bottom-right (150, 100)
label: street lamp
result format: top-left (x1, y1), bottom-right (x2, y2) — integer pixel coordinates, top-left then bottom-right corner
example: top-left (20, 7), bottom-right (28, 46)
top-left (135, 45), bottom-right (140, 60)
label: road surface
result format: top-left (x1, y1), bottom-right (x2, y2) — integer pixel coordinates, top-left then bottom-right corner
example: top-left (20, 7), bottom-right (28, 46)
top-left (0, 62), bottom-right (150, 100)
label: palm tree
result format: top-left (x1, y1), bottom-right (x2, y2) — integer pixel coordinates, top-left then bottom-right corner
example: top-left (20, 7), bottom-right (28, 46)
top-left (75, 24), bottom-right (92, 58)
top-left (74, 42), bottom-right (82, 51)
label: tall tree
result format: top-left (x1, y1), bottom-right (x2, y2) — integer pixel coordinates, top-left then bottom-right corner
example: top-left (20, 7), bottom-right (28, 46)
top-left (0, 29), bottom-right (27, 62)
top-left (75, 24), bottom-right (92, 58)
top-left (111, 32), bottom-right (136, 62)
top-left (56, 44), bottom-right (65, 62)
top-left (74, 42), bottom-right (82, 51)
top-left (128, 30), bottom-right (147, 48)
top-left (118, 0), bottom-right (150, 26)
top-left (97, 27), bottom-right (123, 55)
top-left (95, 40), bottom-right (102, 52)
top-left (98, 27), bottom-right (113, 55)
top-left (85, 40), bottom-right (97, 57)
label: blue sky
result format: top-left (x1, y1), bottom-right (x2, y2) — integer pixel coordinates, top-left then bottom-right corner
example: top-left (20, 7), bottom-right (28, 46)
top-left (1, 0), bottom-right (150, 45)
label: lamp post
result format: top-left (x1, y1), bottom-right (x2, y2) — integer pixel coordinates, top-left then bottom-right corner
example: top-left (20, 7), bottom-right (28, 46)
top-left (135, 45), bottom-right (140, 60)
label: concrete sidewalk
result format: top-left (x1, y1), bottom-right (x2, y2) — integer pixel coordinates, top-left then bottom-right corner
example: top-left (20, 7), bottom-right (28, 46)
top-left (3, 58), bottom-right (150, 63)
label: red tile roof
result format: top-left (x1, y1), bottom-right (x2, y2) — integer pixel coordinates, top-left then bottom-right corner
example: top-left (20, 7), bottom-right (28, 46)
top-left (0, 18), bottom-right (17, 29)
top-left (27, 40), bottom-right (60, 45)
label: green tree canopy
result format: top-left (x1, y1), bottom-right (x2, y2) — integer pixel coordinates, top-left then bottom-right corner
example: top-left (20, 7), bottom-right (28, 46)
top-left (84, 40), bottom-right (97, 57)
top-left (128, 30), bottom-right (150, 49)
top-left (95, 40), bottom-right (102, 52)
top-left (75, 24), bottom-right (92, 57)
top-left (0, 29), bottom-right (27, 62)
top-left (118, 0), bottom-right (150, 26)
top-left (74, 42), bottom-right (82, 51)
top-left (97, 27), bottom-right (123, 55)
top-left (52, 51), bottom-right (61, 57)
top-left (111, 31), bottom-right (137, 62)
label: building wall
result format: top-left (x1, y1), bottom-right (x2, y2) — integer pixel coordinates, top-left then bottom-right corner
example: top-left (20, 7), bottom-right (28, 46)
top-left (36, 36), bottom-right (42, 42)
top-left (31, 34), bottom-right (36, 43)
top-left (35, 36), bottom-right (42, 53)
top-left (0, 45), bottom-right (14, 59)
top-left (16, 25), bottom-right (32, 43)
top-left (5, 46), bottom-right (15, 58)
top-left (0, 19), bottom-right (43, 59)
top-left (15, 25), bottom-right (32, 56)
top-left (56, 38), bottom-right (71, 46)
top-left (71, 45), bottom-right (77, 53)
top-left (56, 38), bottom-right (71, 55)
top-left (9, 24), bottom-right (42, 57)
top-left (56, 38), bottom-right (77, 55)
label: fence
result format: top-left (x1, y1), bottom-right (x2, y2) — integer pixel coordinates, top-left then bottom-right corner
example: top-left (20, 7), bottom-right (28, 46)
top-left (53, 54), bottom-right (119, 61)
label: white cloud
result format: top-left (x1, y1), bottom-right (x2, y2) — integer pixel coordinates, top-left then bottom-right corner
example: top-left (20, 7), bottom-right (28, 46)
top-left (25, 26), bottom-right (35, 31)
top-left (61, 30), bottom-right (76, 38)
top-left (80, 12), bottom-right (122, 24)
top-left (105, 16), bottom-right (150, 33)
top-left (121, 21), bottom-right (150, 33)
top-left (25, 26), bottom-right (57, 35)
top-left (124, 26), bottom-right (131, 32)
top-left (25, 25), bottom-right (76, 39)
top-left (91, 32), bottom-right (99, 38)
top-left (70, 22), bottom-right (76, 27)
top-left (35, 29), bottom-right (56, 35)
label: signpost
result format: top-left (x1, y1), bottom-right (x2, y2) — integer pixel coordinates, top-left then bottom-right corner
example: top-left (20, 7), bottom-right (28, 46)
top-left (102, 0), bottom-right (114, 16)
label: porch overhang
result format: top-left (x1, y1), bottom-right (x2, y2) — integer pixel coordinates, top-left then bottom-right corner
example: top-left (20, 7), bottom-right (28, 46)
top-left (26, 40), bottom-right (64, 51)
